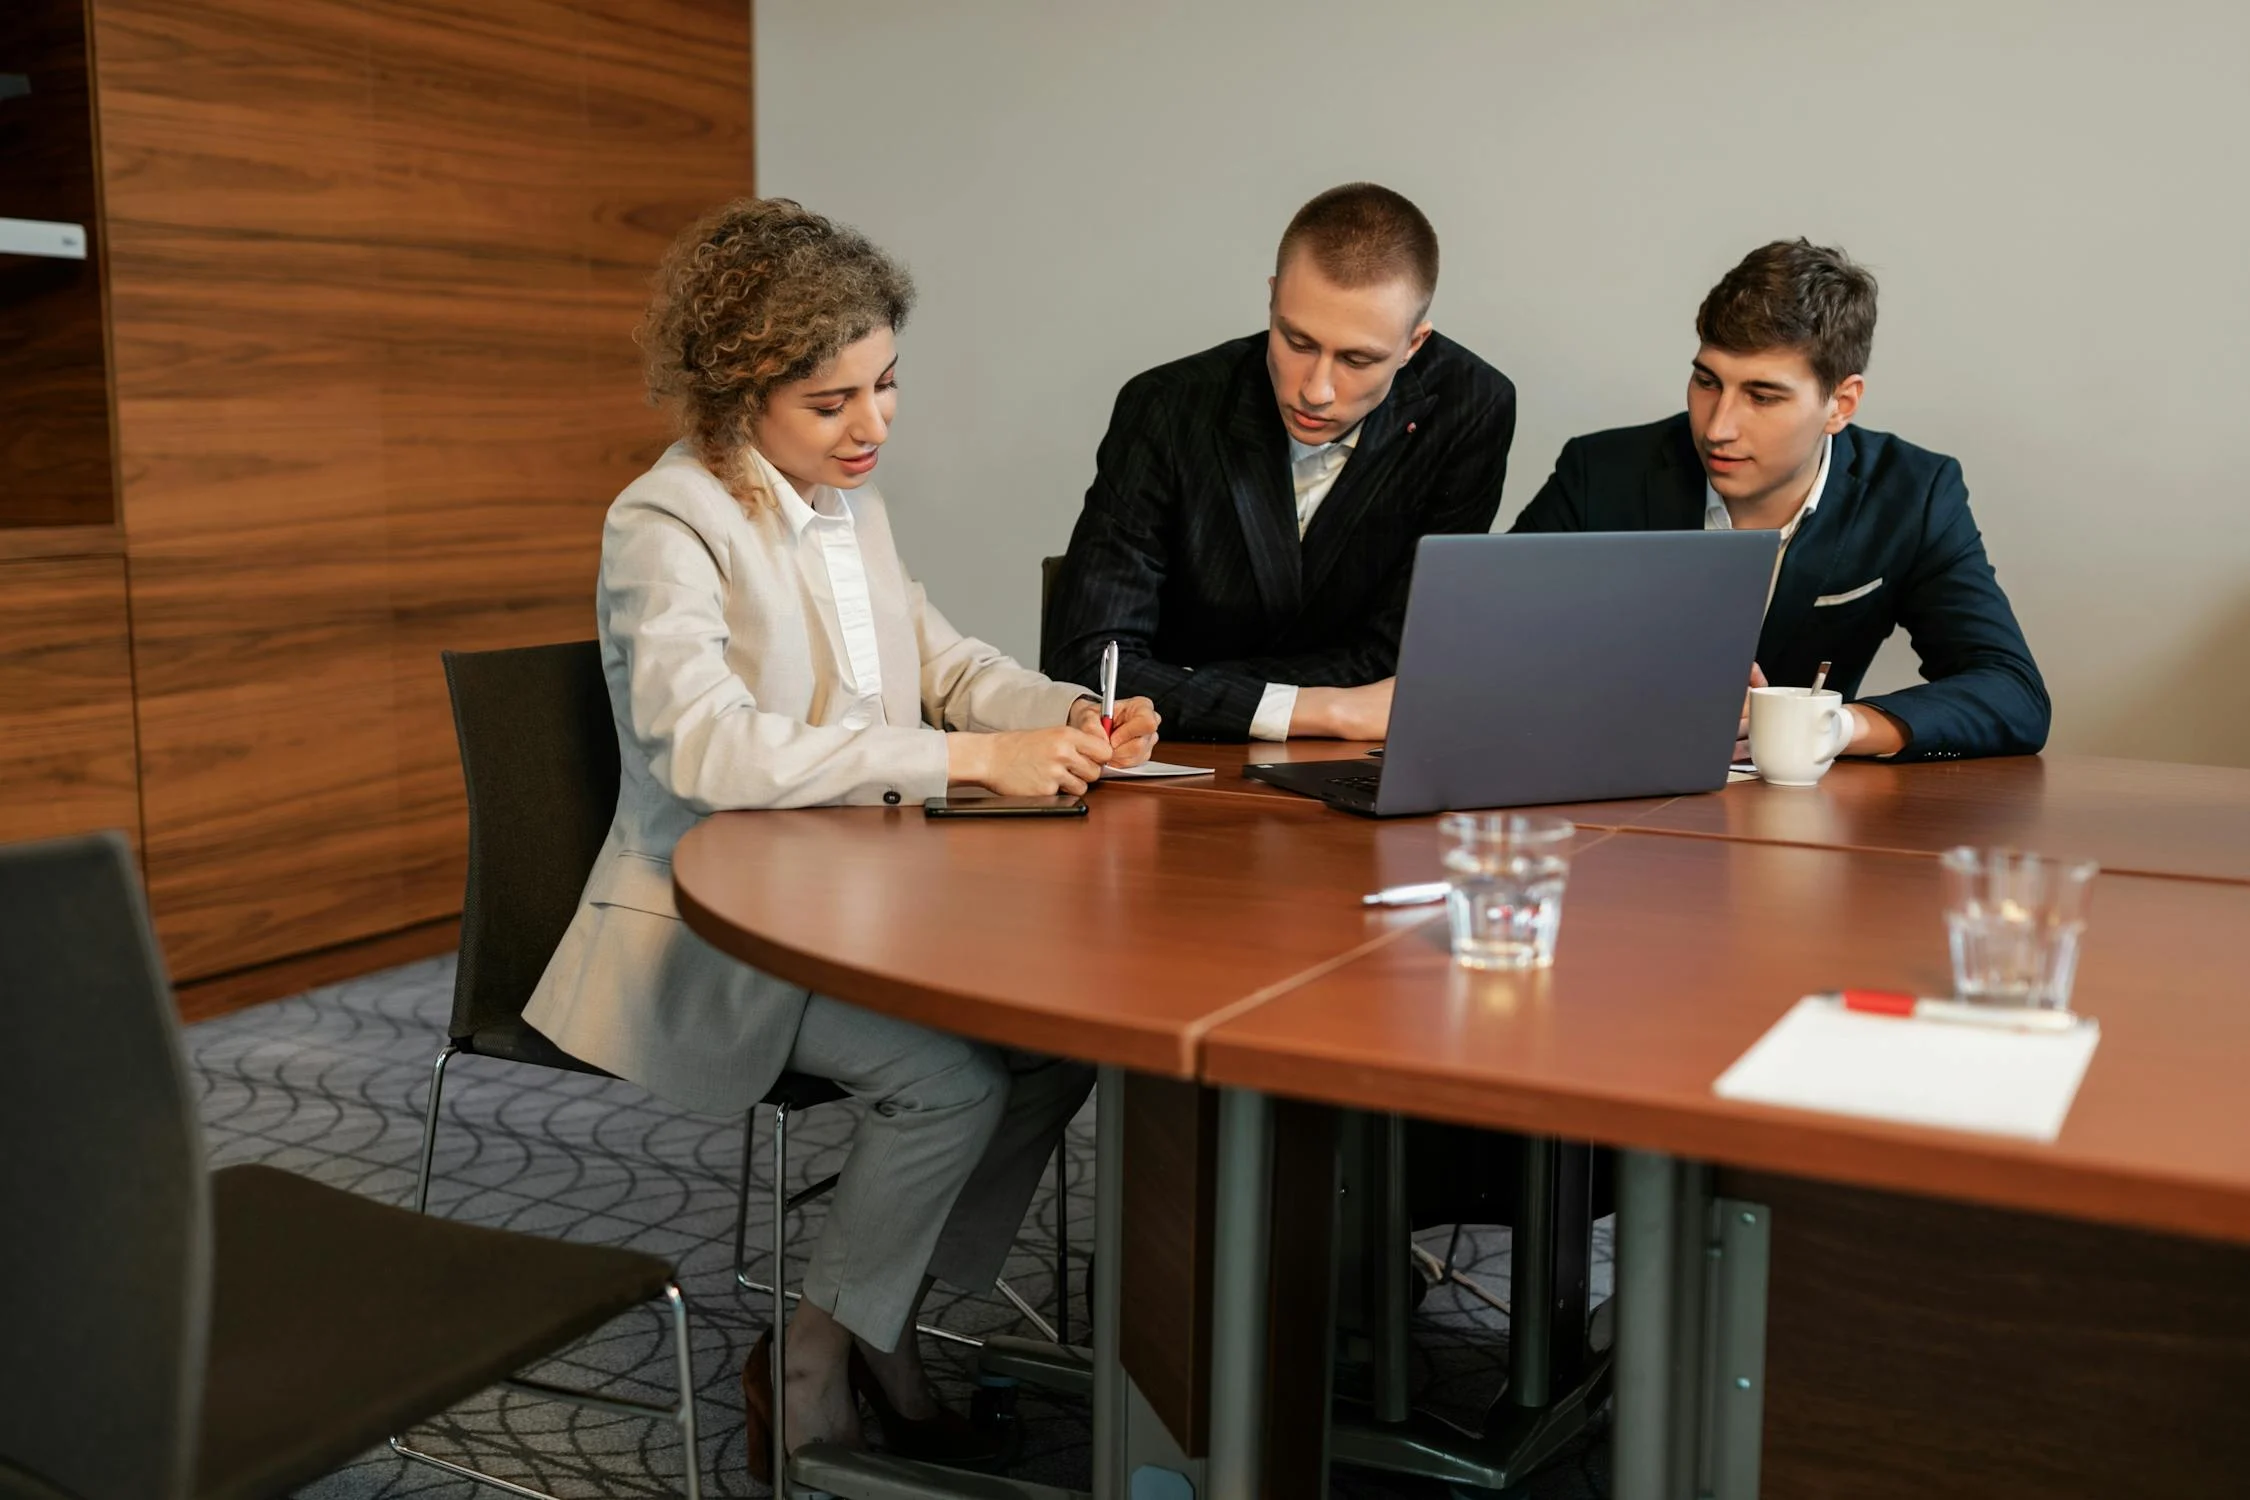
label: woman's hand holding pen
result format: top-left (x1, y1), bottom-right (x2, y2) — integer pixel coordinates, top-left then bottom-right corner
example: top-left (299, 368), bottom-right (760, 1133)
top-left (1071, 695), bottom-right (1161, 770)
top-left (949, 723), bottom-right (1114, 796)
top-left (944, 695), bottom-right (1162, 795)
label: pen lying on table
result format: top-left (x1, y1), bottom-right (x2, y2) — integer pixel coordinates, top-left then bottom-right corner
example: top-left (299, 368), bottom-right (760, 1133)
top-left (1818, 989), bottom-right (2083, 1032)
top-left (1362, 881), bottom-right (1451, 907)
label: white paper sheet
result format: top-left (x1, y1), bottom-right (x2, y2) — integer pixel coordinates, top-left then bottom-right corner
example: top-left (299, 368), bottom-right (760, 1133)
top-left (1713, 995), bottom-right (2101, 1142)
top-left (1102, 760), bottom-right (1213, 779)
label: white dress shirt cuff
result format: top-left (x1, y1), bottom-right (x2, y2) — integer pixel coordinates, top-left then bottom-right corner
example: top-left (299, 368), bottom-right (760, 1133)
top-left (1250, 683), bottom-right (1299, 742)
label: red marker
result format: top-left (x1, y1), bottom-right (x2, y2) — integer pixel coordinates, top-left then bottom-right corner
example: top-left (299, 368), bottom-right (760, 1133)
top-left (1822, 989), bottom-right (2080, 1032)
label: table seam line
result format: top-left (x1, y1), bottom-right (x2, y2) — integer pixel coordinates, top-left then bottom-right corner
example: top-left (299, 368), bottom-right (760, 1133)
top-left (1606, 822), bottom-right (2250, 886)
top-left (1181, 827), bottom-right (1631, 1076)
top-left (1181, 914), bottom-right (1444, 1072)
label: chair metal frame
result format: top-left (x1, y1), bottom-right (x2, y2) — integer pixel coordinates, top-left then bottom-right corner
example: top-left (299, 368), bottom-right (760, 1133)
top-left (0, 829), bottom-right (709, 1500)
top-left (728, 1096), bottom-right (1072, 1348)
top-left (388, 1280), bottom-right (703, 1500)
top-left (414, 1047), bottom-right (1065, 1349)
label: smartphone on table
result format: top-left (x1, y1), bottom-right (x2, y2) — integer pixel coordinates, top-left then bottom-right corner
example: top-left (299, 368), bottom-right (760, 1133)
top-left (923, 794), bottom-right (1088, 818)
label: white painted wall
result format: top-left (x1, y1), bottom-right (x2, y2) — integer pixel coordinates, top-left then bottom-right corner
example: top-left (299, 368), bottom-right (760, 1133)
top-left (757, 0), bottom-right (2250, 765)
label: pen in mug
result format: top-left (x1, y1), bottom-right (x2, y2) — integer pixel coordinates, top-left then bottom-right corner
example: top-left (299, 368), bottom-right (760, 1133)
top-left (1362, 880), bottom-right (1451, 907)
top-left (1100, 640), bottom-right (1119, 735)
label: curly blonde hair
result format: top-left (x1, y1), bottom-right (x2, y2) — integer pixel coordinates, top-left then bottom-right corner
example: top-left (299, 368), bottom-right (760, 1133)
top-left (641, 197), bottom-right (915, 506)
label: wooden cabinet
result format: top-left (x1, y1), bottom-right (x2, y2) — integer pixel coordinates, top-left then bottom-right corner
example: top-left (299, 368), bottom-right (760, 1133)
top-left (0, 0), bottom-right (115, 530)
top-left (3, 0), bottom-right (751, 1001)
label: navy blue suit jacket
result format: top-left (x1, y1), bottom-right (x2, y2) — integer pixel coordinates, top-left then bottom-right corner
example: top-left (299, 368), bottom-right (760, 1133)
top-left (1044, 331), bottom-right (1515, 740)
top-left (1511, 415), bottom-right (2048, 761)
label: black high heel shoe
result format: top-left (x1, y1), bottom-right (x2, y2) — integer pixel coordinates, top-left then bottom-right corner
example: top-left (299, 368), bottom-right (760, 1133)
top-left (846, 1347), bottom-right (1007, 1472)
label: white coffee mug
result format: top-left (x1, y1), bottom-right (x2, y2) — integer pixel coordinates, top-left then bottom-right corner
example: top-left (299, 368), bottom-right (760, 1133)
top-left (1748, 687), bottom-right (1853, 787)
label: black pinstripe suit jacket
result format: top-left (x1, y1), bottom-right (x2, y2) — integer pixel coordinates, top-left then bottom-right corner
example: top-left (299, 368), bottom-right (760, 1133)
top-left (1042, 331), bottom-right (1516, 740)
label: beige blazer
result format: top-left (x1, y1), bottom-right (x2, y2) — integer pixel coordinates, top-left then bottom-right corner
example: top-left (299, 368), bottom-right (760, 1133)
top-left (524, 443), bottom-right (1088, 1115)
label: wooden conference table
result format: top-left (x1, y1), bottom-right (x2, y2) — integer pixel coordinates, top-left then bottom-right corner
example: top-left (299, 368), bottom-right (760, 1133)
top-left (675, 745), bottom-right (2250, 1500)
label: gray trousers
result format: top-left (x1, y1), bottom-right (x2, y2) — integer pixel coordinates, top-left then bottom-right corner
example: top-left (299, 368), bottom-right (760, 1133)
top-left (788, 993), bottom-right (1094, 1352)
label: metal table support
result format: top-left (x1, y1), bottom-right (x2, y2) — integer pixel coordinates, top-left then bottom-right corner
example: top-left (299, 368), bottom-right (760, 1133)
top-left (1207, 1087), bottom-right (1276, 1499)
top-left (1613, 1152), bottom-right (1769, 1500)
top-left (1330, 1126), bottom-right (1611, 1493)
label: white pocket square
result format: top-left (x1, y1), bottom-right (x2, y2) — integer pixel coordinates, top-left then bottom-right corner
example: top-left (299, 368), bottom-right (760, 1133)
top-left (1814, 578), bottom-right (1884, 607)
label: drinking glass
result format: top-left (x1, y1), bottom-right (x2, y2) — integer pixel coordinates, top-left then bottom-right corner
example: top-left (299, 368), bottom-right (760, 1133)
top-left (1440, 813), bottom-right (1577, 970)
top-left (1938, 846), bottom-right (2098, 1009)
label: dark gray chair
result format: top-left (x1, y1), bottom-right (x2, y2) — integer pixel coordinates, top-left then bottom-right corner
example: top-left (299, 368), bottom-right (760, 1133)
top-left (0, 832), bottom-right (700, 1500)
top-left (431, 641), bottom-right (850, 1485)
top-left (424, 642), bottom-right (844, 1291)
top-left (1038, 554), bottom-right (1065, 668)
top-left (432, 642), bottom-right (1067, 1482)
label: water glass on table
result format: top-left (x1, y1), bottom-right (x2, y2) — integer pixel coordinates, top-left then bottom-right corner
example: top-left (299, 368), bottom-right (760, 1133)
top-left (1939, 846), bottom-right (2098, 1009)
top-left (1439, 812), bottom-right (1576, 970)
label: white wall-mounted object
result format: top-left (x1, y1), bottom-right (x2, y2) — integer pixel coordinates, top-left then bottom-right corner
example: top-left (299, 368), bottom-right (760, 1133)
top-left (0, 217), bottom-right (89, 260)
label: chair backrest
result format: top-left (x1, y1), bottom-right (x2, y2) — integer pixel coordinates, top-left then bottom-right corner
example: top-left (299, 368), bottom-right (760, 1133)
top-left (441, 641), bottom-right (622, 1041)
top-left (1038, 554), bottom-right (1065, 668)
top-left (0, 833), bottom-right (208, 1500)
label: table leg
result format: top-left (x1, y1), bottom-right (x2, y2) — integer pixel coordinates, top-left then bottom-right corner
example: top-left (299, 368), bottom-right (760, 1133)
top-left (1372, 1113), bottom-right (1412, 1425)
top-left (1092, 1064), bottom-right (1127, 1500)
top-left (1616, 1150), bottom-right (1724, 1500)
top-left (1330, 1133), bottom-right (1610, 1493)
top-left (1509, 1136), bottom-right (1559, 1411)
top-left (1207, 1087), bottom-right (1275, 1500)
top-left (1615, 1149), bottom-right (1681, 1500)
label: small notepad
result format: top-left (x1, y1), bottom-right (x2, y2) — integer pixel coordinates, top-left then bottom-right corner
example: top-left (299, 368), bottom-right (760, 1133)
top-left (1103, 760), bottom-right (1212, 779)
top-left (1714, 996), bottom-right (2101, 1142)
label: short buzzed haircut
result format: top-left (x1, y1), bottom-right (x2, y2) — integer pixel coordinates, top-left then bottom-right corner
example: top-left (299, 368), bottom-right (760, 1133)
top-left (1696, 238), bottom-right (1878, 395)
top-left (1276, 183), bottom-right (1440, 313)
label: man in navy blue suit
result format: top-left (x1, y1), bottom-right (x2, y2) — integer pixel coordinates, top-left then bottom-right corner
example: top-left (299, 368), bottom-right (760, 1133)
top-left (1513, 239), bottom-right (2048, 761)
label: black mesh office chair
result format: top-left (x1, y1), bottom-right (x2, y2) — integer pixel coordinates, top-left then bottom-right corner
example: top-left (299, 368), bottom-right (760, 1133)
top-left (0, 833), bottom-right (700, 1500)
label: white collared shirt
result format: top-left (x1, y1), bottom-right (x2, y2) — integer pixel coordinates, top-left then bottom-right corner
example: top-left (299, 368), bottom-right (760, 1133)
top-left (1704, 432), bottom-right (1833, 611)
top-left (1285, 422), bottom-right (1362, 538)
top-left (757, 451), bottom-right (887, 731)
top-left (1250, 425), bottom-right (1364, 740)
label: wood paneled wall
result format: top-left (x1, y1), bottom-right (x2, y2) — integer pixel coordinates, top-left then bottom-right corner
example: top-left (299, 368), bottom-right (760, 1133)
top-left (0, 550), bottom-right (141, 849)
top-left (86, 0), bottom-right (750, 982)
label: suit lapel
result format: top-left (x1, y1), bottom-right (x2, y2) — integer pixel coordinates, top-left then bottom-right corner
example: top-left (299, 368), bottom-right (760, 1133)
top-left (1299, 362), bottom-right (1439, 602)
top-left (1219, 352), bottom-right (1303, 623)
top-left (1757, 427), bottom-right (1859, 672)
top-left (1645, 420), bottom-right (1710, 530)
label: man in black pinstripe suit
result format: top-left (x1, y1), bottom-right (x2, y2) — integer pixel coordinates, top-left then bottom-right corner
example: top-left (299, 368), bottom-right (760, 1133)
top-left (1043, 184), bottom-right (1517, 742)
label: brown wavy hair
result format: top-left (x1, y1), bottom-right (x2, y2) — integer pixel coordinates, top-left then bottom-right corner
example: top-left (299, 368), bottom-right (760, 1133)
top-left (641, 197), bottom-right (916, 506)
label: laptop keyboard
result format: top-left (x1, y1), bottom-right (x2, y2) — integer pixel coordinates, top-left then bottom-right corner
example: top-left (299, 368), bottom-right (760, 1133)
top-left (1331, 773), bottom-right (1382, 796)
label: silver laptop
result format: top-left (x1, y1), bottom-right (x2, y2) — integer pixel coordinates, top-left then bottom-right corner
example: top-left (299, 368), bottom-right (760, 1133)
top-left (1242, 531), bottom-right (1777, 817)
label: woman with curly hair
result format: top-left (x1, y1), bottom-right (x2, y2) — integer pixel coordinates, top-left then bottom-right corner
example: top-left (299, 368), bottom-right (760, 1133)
top-left (524, 197), bottom-right (1160, 1479)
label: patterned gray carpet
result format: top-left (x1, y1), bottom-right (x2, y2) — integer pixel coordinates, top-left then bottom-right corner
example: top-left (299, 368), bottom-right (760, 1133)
top-left (187, 956), bottom-right (1609, 1498)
